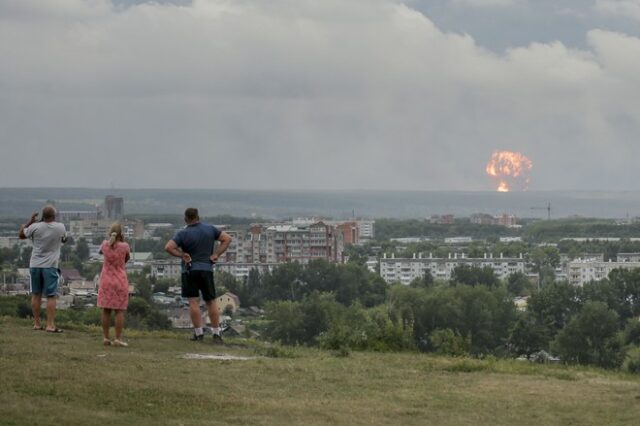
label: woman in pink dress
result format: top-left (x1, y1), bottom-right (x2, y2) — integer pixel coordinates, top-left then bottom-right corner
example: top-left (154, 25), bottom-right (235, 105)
top-left (97, 223), bottom-right (131, 347)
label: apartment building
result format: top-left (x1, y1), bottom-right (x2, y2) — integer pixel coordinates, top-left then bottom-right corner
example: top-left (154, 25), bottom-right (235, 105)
top-left (214, 221), bottom-right (346, 279)
top-left (69, 219), bottom-right (144, 240)
top-left (225, 221), bottom-right (344, 265)
top-left (567, 259), bottom-right (640, 286)
top-left (616, 253), bottom-right (640, 262)
top-left (357, 220), bottom-right (375, 240)
top-left (217, 262), bottom-right (278, 279)
top-left (470, 213), bottom-right (517, 227)
top-left (149, 260), bottom-right (182, 280)
top-left (380, 252), bottom-right (526, 285)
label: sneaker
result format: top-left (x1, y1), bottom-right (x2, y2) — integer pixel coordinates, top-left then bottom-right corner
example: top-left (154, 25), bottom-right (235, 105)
top-left (212, 333), bottom-right (224, 345)
top-left (112, 339), bottom-right (128, 347)
top-left (190, 333), bottom-right (204, 342)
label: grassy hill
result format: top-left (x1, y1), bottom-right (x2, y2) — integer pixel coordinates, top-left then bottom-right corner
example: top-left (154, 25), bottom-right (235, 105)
top-left (1, 317), bottom-right (639, 426)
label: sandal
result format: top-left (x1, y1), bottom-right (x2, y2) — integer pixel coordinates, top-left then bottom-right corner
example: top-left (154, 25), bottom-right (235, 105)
top-left (33, 325), bottom-right (44, 331)
top-left (112, 339), bottom-right (128, 347)
top-left (45, 328), bottom-right (63, 333)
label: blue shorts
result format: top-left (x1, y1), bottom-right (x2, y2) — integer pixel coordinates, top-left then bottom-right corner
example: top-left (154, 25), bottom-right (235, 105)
top-left (30, 268), bottom-right (60, 297)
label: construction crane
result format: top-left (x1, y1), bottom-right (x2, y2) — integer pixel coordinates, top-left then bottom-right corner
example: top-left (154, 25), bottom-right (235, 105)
top-left (531, 201), bottom-right (551, 220)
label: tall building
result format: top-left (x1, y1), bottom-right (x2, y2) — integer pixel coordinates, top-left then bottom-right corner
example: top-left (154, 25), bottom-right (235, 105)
top-left (356, 220), bottom-right (375, 240)
top-left (224, 221), bottom-right (344, 265)
top-left (336, 221), bottom-right (359, 245)
top-left (104, 196), bottom-right (124, 220)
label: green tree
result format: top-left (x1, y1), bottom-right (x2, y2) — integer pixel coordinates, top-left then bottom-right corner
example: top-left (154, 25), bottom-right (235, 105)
top-left (527, 280), bottom-right (581, 340)
top-left (127, 297), bottom-right (152, 317)
top-left (603, 268), bottom-right (640, 321)
top-left (75, 238), bottom-right (90, 262)
top-left (622, 318), bottom-right (640, 346)
top-left (429, 328), bottom-right (470, 356)
top-left (214, 271), bottom-right (239, 295)
top-left (506, 271), bottom-right (531, 296)
top-left (409, 285), bottom-right (516, 355)
top-left (262, 262), bottom-right (305, 302)
top-left (153, 278), bottom-right (177, 294)
top-left (529, 246), bottom-right (560, 273)
top-left (552, 301), bottom-right (622, 368)
top-left (129, 273), bottom-right (153, 301)
top-left (264, 300), bottom-right (306, 345)
top-left (245, 268), bottom-right (263, 306)
top-left (410, 271), bottom-right (434, 289)
top-left (451, 265), bottom-right (500, 288)
top-left (508, 312), bottom-right (549, 358)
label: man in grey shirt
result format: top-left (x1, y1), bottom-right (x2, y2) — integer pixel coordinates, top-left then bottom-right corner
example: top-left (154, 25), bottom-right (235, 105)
top-left (19, 205), bottom-right (67, 332)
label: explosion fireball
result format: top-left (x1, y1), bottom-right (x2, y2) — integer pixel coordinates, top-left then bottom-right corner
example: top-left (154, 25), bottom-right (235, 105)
top-left (485, 151), bottom-right (533, 192)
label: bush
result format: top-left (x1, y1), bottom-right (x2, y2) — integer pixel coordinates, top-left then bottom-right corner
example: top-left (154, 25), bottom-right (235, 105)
top-left (0, 295), bottom-right (29, 317)
top-left (623, 347), bottom-right (640, 374)
top-left (16, 300), bottom-right (32, 318)
top-left (429, 328), bottom-right (471, 357)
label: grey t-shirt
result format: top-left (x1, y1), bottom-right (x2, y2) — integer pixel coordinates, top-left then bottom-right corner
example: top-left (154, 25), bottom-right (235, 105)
top-left (23, 221), bottom-right (67, 268)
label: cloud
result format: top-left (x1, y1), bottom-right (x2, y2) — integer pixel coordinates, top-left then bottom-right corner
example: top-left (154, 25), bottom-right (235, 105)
top-left (594, 0), bottom-right (640, 21)
top-left (450, 0), bottom-right (518, 6)
top-left (0, 0), bottom-right (639, 191)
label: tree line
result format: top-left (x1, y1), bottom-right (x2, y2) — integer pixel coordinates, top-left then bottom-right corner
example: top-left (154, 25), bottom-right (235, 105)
top-left (220, 259), bottom-right (640, 372)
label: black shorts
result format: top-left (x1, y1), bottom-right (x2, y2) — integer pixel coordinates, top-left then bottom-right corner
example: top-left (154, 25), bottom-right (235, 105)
top-left (181, 270), bottom-right (216, 301)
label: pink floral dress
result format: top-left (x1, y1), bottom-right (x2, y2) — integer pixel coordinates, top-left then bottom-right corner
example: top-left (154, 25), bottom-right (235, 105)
top-left (97, 241), bottom-right (130, 310)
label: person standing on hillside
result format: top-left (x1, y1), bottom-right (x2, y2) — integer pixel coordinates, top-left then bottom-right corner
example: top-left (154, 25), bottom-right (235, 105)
top-left (97, 223), bottom-right (131, 347)
top-left (18, 205), bottom-right (67, 333)
top-left (165, 208), bottom-right (232, 343)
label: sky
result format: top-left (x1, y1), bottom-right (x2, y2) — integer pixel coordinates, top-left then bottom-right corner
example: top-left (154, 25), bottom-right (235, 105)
top-left (1, 0), bottom-right (639, 191)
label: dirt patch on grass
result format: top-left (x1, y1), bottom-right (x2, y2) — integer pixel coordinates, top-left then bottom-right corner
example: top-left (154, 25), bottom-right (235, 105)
top-left (181, 353), bottom-right (259, 361)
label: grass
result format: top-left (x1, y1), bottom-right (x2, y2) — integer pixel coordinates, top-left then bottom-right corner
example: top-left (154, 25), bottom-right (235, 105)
top-left (1, 316), bottom-right (640, 426)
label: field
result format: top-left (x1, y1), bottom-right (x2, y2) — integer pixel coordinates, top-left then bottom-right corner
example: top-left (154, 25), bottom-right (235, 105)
top-left (1, 316), bottom-right (640, 426)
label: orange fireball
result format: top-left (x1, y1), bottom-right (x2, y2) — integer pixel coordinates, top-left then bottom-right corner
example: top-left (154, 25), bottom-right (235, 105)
top-left (486, 151), bottom-right (533, 192)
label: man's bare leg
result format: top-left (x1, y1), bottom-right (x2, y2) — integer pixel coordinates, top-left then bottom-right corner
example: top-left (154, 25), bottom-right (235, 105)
top-left (31, 294), bottom-right (42, 329)
top-left (205, 299), bottom-right (220, 329)
top-left (45, 296), bottom-right (57, 330)
top-left (189, 298), bottom-right (202, 328)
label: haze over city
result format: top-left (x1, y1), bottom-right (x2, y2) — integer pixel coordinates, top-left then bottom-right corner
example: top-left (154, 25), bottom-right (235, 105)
top-left (1, 0), bottom-right (639, 191)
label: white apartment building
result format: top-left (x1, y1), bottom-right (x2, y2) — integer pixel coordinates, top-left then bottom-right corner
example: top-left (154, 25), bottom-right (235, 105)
top-left (69, 219), bottom-right (144, 240)
top-left (380, 253), bottom-right (526, 285)
top-left (150, 260), bottom-right (182, 280)
top-left (567, 259), bottom-right (640, 286)
top-left (616, 253), bottom-right (640, 262)
top-left (217, 262), bottom-right (278, 279)
top-left (444, 237), bottom-right (473, 244)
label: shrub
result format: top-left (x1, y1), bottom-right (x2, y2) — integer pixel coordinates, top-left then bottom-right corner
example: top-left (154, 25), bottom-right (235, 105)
top-left (429, 328), bottom-right (470, 357)
top-left (623, 347), bottom-right (640, 374)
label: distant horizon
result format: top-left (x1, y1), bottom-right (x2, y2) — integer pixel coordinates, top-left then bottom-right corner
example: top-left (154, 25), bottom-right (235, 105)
top-left (3, 186), bottom-right (640, 194)
top-left (2, 187), bottom-right (640, 220)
